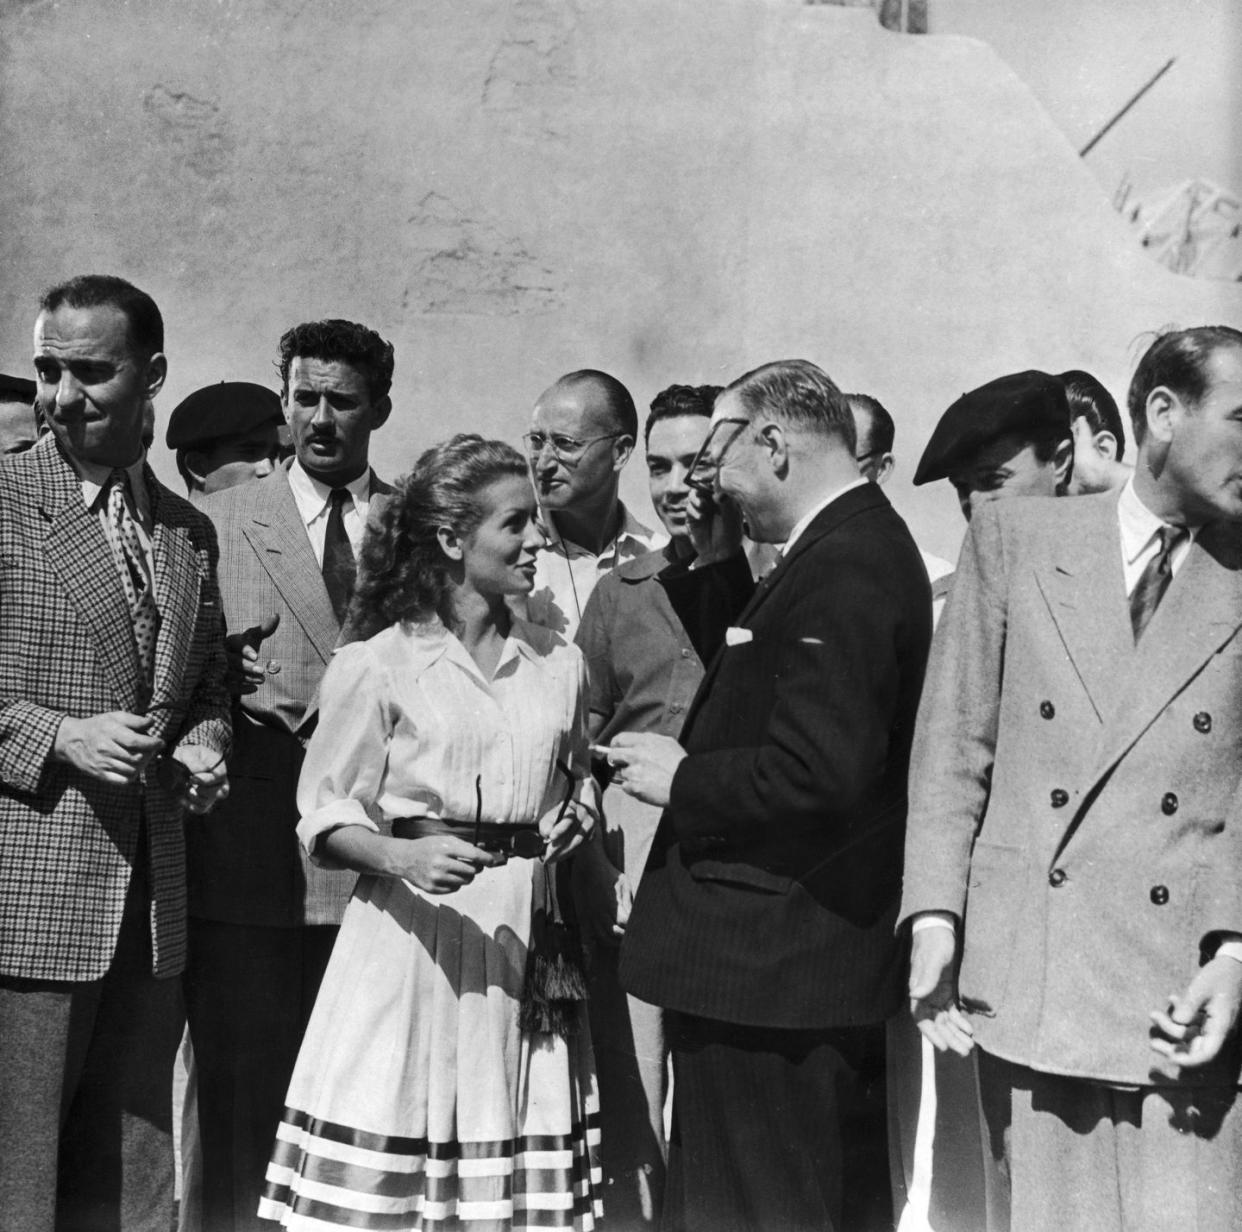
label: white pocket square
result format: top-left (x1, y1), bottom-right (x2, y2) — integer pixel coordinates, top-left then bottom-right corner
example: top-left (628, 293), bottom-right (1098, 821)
top-left (725, 626), bottom-right (753, 646)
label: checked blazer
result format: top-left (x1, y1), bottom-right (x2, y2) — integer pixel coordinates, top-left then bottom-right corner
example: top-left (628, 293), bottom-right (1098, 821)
top-left (0, 435), bottom-right (230, 982)
top-left (189, 462), bottom-right (391, 927)
top-left (620, 483), bottom-right (933, 1028)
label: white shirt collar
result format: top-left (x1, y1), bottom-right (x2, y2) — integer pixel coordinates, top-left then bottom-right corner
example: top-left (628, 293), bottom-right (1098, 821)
top-left (76, 454), bottom-right (149, 521)
top-left (1117, 475), bottom-right (1195, 566)
top-left (287, 459), bottom-right (371, 526)
top-left (779, 477), bottom-right (869, 556)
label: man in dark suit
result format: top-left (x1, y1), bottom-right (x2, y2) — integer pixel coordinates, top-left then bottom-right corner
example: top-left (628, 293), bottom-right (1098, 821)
top-left (609, 359), bottom-right (932, 1231)
top-left (902, 325), bottom-right (1242, 1231)
top-left (185, 319), bottom-right (395, 1232)
top-left (0, 274), bottom-right (230, 1231)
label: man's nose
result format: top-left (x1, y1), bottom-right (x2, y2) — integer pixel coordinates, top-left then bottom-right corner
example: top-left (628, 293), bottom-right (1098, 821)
top-left (309, 397), bottom-right (334, 427)
top-left (54, 371), bottom-right (85, 410)
top-left (667, 463), bottom-right (690, 492)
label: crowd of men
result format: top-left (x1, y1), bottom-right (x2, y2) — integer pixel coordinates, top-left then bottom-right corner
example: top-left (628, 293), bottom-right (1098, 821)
top-left (1, 271), bottom-right (1241, 1232)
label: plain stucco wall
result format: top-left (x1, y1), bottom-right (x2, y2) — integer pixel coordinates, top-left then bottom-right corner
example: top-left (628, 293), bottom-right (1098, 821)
top-left (2, 0), bottom-right (1239, 560)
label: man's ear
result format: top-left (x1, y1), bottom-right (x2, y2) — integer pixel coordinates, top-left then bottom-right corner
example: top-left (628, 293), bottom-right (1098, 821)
top-left (436, 525), bottom-right (463, 561)
top-left (611, 433), bottom-right (634, 473)
top-left (1052, 436), bottom-right (1075, 495)
top-left (143, 352), bottom-right (168, 401)
top-left (873, 452), bottom-right (895, 486)
top-left (370, 395), bottom-right (393, 431)
top-left (1144, 386), bottom-right (1179, 447)
top-left (184, 449), bottom-right (209, 488)
top-left (1093, 430), bottom-right (1120, 462)
top-left (761, 422), bottom-right (788, 474)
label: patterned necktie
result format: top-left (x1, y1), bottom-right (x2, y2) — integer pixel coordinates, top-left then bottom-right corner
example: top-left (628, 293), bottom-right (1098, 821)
top-left (1129, 524), bottom-right (1187, 642)
top-left (322, 487), bottom-right (356, 625)
top-left (107, 469), bottom-right (160, 695)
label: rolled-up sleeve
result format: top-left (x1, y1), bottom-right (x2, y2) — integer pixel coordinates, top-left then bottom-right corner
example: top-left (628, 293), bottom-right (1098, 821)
top-left (296, 642), bottom-right (393, 861)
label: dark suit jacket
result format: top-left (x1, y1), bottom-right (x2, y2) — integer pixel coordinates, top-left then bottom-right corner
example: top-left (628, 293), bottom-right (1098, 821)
top-left (620, 483), bottom-right (932, 1029)
top-left (901, 492), bottom-right (1242, 1086)
top-left (187, 462), bottom-right (390, 928)
top-left (0, 436), bottom-right (230, 981)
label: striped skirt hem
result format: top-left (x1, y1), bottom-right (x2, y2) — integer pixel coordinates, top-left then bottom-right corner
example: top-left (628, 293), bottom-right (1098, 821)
top-left (258, 1105), bottom-right (604, 1230)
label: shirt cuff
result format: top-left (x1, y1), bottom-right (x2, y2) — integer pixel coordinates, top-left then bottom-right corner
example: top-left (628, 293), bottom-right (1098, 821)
top-left (911, 912), bottom-right (957, 936)
top-left (1214, 936), bottom-right (1242, 965)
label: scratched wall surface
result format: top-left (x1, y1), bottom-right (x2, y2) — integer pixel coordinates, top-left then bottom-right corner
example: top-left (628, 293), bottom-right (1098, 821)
top-left (2, 0), bottom-right (1239, 559)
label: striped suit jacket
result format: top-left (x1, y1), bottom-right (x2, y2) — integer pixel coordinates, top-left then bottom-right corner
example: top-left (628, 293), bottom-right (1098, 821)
top-left (188, 462), bottom-right (391, 927)
top-left (620, 483), bottom-right (932, 1028)
top-left (0, 436), bottom-right (231, 981)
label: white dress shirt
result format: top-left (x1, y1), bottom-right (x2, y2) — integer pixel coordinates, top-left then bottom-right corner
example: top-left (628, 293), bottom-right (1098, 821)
top-left (287, 461), bottom-right (372, 567)
top-left (1116, 475), bottom-right (1195, 594)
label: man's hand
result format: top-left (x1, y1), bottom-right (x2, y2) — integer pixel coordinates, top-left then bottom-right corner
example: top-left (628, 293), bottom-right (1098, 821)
top-left (571, 840), bottom-right (631, 945)
top-left (1150, 955), bottom-right (1242, 1070)
top-left (168, 744), bottom-right (230, 815)
top-left (601, 732), bottom-right (686, 808)
top-left (53, 712), bottom-right (164, 785)
top-left (909, 923), bottom-right (976, 1056)
top-left (686, 487), bottom-right (744, 567)
top-left (225, 612), bottom-right (281, 695)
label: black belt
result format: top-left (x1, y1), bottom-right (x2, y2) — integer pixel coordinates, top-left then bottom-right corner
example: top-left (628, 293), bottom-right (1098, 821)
top-left (390, 816), bottom-right (545, 859)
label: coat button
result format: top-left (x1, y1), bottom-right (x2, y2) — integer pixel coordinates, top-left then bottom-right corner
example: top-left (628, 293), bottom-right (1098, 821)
top-left (1161, 792), bottom-right (1179, 816)
top-left (1194, 711), bottom-right (1212, 733)
top-left (1049, 868), bottom-right (1067, 887)
top-left (1150, 885), bottom-right (1170, 905)
top-left (1050, 788), bottom-right (1069, 808)
top-left (680, 648), bottom-right (692, 659)
top-left (1040, 700), bottom-right (1055, 720)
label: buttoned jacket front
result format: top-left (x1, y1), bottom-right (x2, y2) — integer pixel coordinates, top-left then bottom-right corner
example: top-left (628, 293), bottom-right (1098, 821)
top-left (901, 491), bottom-right (1242, 1085)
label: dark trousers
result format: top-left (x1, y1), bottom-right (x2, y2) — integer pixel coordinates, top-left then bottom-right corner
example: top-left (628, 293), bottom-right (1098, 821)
top-left (183, 920), bottom-right (337, 1232)
top-left (0, 871), bottom-right (183, 1232)
top-left (662, 1012), bottom-right (891, 1232)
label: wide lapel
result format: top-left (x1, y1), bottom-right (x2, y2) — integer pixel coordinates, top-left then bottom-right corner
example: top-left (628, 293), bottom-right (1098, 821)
top-left (1092, 521), bottom-right (1242, 780)
top-left (243, 467), bottom-right (339, 664)
top-left (38, 442), bottom-right (141, 709)
top-left (1032, 493), bottom-right (1131, 724)
top-left (147, 475), bottom-right (202, 726)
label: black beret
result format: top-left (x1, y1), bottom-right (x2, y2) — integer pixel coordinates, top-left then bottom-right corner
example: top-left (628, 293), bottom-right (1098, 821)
top-left (166, 381), bottom-right (283, 450)
top-left (0, 373), bottom-right (36, 402)
top-left (914, 370), bottom-right (1071, 486)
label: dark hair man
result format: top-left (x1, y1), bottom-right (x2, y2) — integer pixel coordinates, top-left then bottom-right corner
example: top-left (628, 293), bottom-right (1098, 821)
top-left (1061, 368), bottom-right (1132, 494)
top-left (184, 318), bottom-right (395, 1232)
top-left (167, 381), bottom-right (285, 500)
top-left (524, 369), bottom-right (660, 637)
top-left (611, 359), bottom-right (932, 1231)
top-left (0, 274), bottom-right (230, 1231)
top-left (914, 370), bottom-right (1074, 521)
top-left (0, 372), bottom-right (39, 454)
top-left (573, 381), bottom-right (723, 1226)
top-left (903, 325), bottom-right (1242, 1232)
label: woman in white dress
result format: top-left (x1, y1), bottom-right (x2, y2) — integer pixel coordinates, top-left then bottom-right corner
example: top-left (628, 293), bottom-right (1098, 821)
top-left (258, 435), bottom-right (603, 1231)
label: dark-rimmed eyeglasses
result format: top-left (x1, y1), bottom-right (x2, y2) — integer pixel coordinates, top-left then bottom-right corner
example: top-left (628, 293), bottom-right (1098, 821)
top-left (686, 416), bottom-right (751, 494)
top-left (152, 748), bottom-right (228, 796)
top-left (523, 431), bottom-right (624, 465)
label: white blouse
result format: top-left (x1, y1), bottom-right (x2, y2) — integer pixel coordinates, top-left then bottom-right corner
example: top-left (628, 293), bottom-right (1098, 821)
top-left (296, 616), bottom-right (595, 861)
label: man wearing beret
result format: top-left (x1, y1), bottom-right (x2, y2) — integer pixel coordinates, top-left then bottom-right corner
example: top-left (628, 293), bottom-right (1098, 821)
top-left (0, 372), bottom-right (39, 454)
top-left (914, 369), bottom-right (1074, 521)
top-left (167, 381), bottom-right (285, 501)
top-left (184, 320), bottom-right (394, 1232)
top-left (902, 325), bottom-right (1242, 1231)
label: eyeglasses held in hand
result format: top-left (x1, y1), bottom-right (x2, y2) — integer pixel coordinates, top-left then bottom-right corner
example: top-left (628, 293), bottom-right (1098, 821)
top-left (685, 417), bottom-right (750, 494)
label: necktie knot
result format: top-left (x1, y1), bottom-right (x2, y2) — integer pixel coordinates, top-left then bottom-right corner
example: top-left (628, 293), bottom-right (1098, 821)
top-left (330, 487), bottom-right (352, 511)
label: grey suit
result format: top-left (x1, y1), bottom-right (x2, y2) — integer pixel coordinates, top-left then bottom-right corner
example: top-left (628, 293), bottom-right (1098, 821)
top-left (901, 491), bottom-right (1242, 1231)
top-left (184, 461), bottom-right (390, 1232)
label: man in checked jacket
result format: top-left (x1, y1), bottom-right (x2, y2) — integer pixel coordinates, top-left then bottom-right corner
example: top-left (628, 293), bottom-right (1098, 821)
top-left (0, 275), bottom-right (231, 1232)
